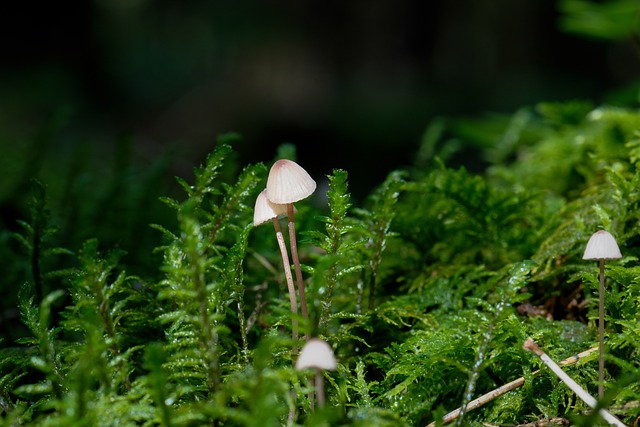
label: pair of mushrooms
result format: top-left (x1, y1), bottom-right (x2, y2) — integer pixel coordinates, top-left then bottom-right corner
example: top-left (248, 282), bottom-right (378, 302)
top-left (253, 159), bottom-right (315, 355)
top-left (253, 160), bottom-right (337, 407)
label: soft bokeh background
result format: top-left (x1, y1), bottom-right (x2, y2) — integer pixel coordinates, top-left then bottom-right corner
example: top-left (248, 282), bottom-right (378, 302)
top-left (1, 0), bottom-right (639, 272)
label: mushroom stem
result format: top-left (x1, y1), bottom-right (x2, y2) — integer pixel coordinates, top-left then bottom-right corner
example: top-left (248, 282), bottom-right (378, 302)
top-left (273, 217), bottom-right (299, 358)
top-left (287, 203), bottom-right (310, 340)
top-left (598, 258), bottom-right (605, 399)
top-left (583, 230), bottom-right (622, 398)
top-left (315, 369), bottom-right (325, 407)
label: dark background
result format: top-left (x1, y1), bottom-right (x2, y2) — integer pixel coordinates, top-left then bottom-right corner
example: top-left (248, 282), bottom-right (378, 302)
top-left (0, 0), bottom-right (639, 337)
top-left (1, 0), bottom-right (639, 208)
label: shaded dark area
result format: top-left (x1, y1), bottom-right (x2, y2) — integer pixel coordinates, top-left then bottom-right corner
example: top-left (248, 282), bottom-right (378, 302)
top-left (2, 1), bottom-right (638, 195)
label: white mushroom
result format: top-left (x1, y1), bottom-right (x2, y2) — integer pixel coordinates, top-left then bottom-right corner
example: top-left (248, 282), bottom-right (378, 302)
top-left (253, 189), bottom-right (289, 226)
top-left (583, 229), bottom-right (622, 399)
top-left (266, 159), bottom-right (316, 205)
top-left (253, 189), bottom-right (299, 358)
top-left (265, 159), bottom-right (316, 340)
top-left (583, 230), bottom-right (622, 261)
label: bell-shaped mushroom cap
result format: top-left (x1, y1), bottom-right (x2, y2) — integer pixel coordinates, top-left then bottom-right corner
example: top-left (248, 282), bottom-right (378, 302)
top-left (266, 159), bottom-right (316, 204)
top-left (295, 338), bottom-right (337, 371)
top-left (253, 189), bottom-right (289, 226)
top-left (583, 230), bottom-right (622, 260)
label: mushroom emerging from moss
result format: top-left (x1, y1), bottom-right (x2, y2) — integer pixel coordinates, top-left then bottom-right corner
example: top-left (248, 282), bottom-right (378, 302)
top-left (266, 159), bottom-right (316, 339)
top-left (583, 229), bottom-right (622, 399)
top-left (254, 189), bottom-right (300, 357)
top-left (295, 338), bottom-right (337, 407)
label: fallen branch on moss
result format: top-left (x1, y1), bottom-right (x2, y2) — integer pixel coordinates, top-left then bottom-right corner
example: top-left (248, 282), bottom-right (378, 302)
top-left (427, 346), bottom-right (598, 427)
top-left (523, 338), bottom-right (625, 427)
top-left (481, 418), bottom-right (570, 427)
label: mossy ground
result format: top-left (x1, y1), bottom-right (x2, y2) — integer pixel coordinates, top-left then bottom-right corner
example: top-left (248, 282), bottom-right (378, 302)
top-left (1, 102), bottom-right (640, 426)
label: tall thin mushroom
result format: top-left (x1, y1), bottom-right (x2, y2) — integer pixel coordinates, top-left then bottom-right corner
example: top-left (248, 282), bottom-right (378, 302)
top-left (266, 159), bottom-right (316, 340)
top-left (254, 189), bottom-right (300, 358)
top-left (582, 229), bottom-right (622, 399)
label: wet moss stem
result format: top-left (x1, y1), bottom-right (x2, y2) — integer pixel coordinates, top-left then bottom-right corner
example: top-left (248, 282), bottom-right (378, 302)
top-left (319, 226), bottom-right (340, 334)
top-left (237, 296), bottom-right (250, 365)
top-left (454, 300), bottom-right (506, 427)
top-left (94, 278), bottom-right (131, 391)
top-left (273, 217), bottom-right (299, 358)
top-left (287, 204), bottom-right (309, 340)
top-left (367, 218), bottom-right (389, 310)
top-left (31, 217), bottom-right (43, 304)
top-left (191, 243), bottom-right (220, 395)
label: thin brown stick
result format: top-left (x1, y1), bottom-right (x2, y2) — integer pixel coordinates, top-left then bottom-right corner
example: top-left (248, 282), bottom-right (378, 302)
top-left (287, 204), bottom-right (310, 340)
top-left (480, 420), bottom-right (570, 427)
top-left (513, 417), bottom-right (571, 426)
top-left (426, 347), bottom-right (598, 427)
top-left (273, 218), bottom-right (298, 358)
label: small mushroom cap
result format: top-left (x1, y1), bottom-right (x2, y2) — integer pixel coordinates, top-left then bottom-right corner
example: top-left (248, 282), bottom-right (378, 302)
top-left (295, 338), bottom-right (337, 371)
top-left (266, 159), bottom-right (316, 204)
top-left (253, 189), bottom-right (290, 226)
top-left (583, 230), bottom-right (622, 260)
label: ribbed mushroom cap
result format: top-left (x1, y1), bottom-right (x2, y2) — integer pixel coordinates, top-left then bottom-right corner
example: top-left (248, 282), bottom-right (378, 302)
top-left (253, 189), bottom-right (289, 226)
top-left (266, 159), bottom-right (316, 204)
top-left (295, 338), bottom-right (337, 371)
top-left (583, 230), bottom-right (622, 260)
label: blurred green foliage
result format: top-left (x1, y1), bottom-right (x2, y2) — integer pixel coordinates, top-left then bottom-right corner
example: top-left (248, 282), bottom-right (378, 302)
top-left (559, 0), bottom-right (640, 41)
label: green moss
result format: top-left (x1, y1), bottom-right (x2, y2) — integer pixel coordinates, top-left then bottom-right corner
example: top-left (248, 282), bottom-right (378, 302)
top-left (3, 104), bottom-right (640, 426)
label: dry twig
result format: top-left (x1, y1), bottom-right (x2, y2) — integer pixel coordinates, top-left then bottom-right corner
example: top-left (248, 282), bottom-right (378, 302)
top-left (523, 338), bottom-right (624, 427)
top-left (426, 346), bottom-right (598, 427)
top-left (481, 418), bottom-right (570, 427)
